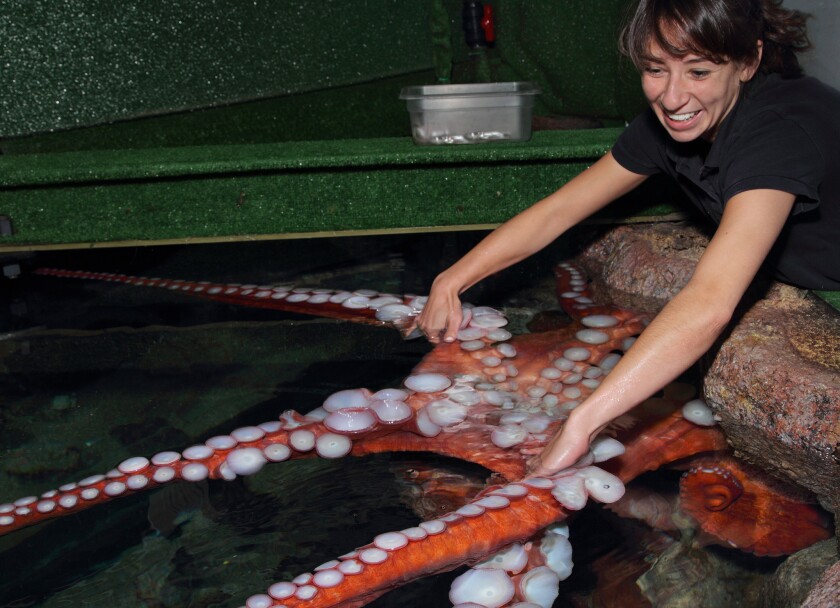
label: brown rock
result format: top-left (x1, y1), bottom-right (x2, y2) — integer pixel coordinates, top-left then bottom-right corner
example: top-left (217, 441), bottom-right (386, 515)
top-left (703, 290), bottom-right (840, 515)
top-left (574, 223), bottom-right (840, 525)
top-left (575, 222), bottom-right (708, 313)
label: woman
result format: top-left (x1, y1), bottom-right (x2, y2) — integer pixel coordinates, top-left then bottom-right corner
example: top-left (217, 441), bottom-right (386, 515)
top-left (414, 0), bottom-right (840, 476)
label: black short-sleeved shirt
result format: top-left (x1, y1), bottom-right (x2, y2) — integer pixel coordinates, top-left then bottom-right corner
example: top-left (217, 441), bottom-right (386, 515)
top-left (612, 73), bottom-right (840, 290)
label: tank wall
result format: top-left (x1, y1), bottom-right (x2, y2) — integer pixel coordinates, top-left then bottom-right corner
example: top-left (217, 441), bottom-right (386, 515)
top-left (0, 0), bottom-right (640, 140)
top-left (785, 0), bottom-right (840, 89)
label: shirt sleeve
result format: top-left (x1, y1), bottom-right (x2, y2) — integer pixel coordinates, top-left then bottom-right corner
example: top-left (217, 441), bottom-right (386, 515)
top-left (721, 113), bottom-right (823, 215)
top-left (611, 108), bottom-right (668, 176)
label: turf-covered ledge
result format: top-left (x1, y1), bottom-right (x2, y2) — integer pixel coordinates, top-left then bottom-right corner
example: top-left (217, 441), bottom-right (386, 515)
top-left (0, 129), bottom-right (677, 251)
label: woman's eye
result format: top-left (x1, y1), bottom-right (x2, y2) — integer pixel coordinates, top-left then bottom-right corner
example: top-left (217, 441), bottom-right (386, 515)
top-left (691, 70), bottom-right (711, 78)
top-left (644, 67), bottom-right (663, 75)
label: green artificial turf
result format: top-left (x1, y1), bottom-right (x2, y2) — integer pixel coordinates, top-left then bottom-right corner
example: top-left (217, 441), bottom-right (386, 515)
top-left (814, 291), bottom-right (840, 312)
top-left (0, 129), bottom-right (679, 251)
top-left (0, 0), bottom-right (662, 252)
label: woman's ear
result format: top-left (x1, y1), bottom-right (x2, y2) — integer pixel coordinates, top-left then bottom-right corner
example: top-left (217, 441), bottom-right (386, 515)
top-left (741, 40), bottom-right (764, 82)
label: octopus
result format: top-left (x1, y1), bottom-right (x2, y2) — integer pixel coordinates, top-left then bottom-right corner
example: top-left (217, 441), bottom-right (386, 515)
top-left (0, 261), bottom-right (832, 608)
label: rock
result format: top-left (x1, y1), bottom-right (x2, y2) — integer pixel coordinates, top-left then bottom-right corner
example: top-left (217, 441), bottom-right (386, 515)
top-left (2, 442), bottom-right (84, 478)
top-left (801, 558), bottom-right (840, 608)
top-left (762, 539), bottom-right (838, 608)
top-left (637, 538), bottom-right (770, 607)
top-left (575, 223), bottom-right (840, 530)
top-left (703, 289), bottom-right (840, 518)
top-left (50, 393), bottom-right (77, 411)
top-left (575, 223), bottom-right (708, 313)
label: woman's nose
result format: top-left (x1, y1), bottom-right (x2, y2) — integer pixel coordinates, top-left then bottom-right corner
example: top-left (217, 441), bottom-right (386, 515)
top-left (662, 76), bottom-right (689, 110)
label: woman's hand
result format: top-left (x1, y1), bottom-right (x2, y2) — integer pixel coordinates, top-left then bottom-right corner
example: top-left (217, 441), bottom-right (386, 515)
top-left (413, 272), bottom-right (464, 344)
top-left (526, 411), bottom-right (604, 477)
top-left (406, 155), bottom-right (647, 344)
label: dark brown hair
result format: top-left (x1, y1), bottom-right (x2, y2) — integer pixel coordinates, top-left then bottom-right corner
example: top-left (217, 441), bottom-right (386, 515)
top-left (619, 0), bottom-right (811, 78)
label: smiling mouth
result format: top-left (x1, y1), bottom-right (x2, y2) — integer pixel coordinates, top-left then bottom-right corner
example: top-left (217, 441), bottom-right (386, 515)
top-left (666, 111), bottom-right (700, 122)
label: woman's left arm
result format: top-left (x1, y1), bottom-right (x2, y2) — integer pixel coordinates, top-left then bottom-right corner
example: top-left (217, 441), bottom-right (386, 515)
top-left (530, 189), bottom-right (797, 476)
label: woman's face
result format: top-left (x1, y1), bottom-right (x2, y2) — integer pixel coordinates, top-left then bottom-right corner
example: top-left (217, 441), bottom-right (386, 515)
top-left (640, 39), bottom-right (760, 142)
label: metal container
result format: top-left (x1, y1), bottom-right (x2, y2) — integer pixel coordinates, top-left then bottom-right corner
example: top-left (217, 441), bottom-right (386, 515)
top-left (399, 82), bottom-right (540, 145)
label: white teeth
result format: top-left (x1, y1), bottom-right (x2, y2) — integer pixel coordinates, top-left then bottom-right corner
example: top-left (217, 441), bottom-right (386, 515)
top-left (668, 111), bottom-right (698, 121)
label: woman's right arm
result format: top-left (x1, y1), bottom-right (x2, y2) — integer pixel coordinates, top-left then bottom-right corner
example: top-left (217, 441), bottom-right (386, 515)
top-left (415, 152), bottom-right (648, 343)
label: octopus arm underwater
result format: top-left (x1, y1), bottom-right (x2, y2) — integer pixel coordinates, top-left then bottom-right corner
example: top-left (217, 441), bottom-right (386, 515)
top-left (0, 263), bottom-right (830, 608)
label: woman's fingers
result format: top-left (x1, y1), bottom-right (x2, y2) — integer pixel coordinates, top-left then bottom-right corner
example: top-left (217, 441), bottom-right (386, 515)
top-left (529, 418), bottom-right (595, 476)
top-left (416, 291), bottom-right (463, 344)
top-left (441, 305), bottom-right (462, 343)
top-left (442, 328), bottom-right (458, 343)
top-left (525, 454), bottom-right (551, 477)
top-left (398, 317), bottom-right (424, 340)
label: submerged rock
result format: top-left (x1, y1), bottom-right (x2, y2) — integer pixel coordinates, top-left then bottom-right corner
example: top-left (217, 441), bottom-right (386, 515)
top-left (637, 538), bottom-right (771, 607)
top-left (762, 539), bottom-right (838, 608)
